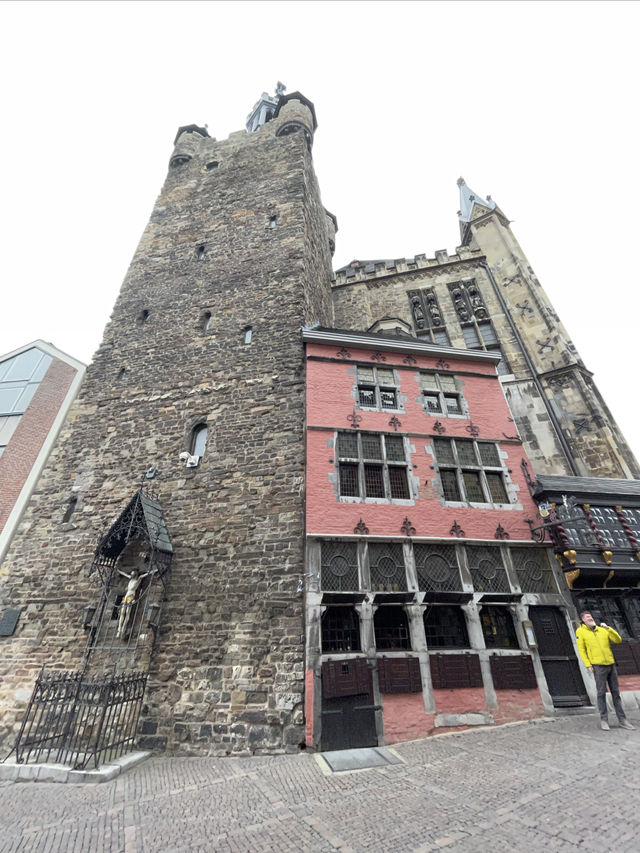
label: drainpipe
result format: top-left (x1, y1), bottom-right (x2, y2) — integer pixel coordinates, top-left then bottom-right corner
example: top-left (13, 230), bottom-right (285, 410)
top-left (480, 261), bottom-right (579, 476)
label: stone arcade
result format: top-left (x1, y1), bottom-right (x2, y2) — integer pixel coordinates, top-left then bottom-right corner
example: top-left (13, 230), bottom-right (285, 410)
top-left (1, 86), bottom-right (639, 757)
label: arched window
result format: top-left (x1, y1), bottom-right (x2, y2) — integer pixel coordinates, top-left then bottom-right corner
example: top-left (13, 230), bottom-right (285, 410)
top-left (137, 309), bottom-right (149, 325)
top-left (202, 311), bottom-right (212, 332)
top-left (196, 244), bottom-right (206, 260)
top-left (117, 367), bottom-right (127, 382)
top-left (190, 423), bottom-right (208, 458)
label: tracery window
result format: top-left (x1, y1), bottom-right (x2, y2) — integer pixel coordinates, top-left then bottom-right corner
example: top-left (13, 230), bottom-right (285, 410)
top-left (407, 287), bottom-right (450, 344)
top-left (320, 540), bottom-right (359, 591)
top-left (449, 280), bottom-right (510, 375)
top-left (337, 432), bottom-right (410, 501)
top-left (433, 438), bottom-right (508, 504)
top-left (414, 544), bottom-right (461, 592)
top-left (510, 547), bottom-right (556, 594)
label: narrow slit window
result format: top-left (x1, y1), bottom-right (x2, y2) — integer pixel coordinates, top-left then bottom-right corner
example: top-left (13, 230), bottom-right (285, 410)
top-left (244, 326), bottom-right (253, 345)
top-left (196, 244), bottom-right (206, 260)
top-left (138, 309), bottom-right (150, 325)
top-left (206, 161), bottom-right (219, 172)
top-left (269, 215), bottom-right (277, 228)
top-left (117, 368), bottom-right (127, 382)
top-left (62, 496), bottom-right (77, 523)
top-left (191, 424), bottom-right (208, 458)
top-left (202, 311), bottom-right (212, 331)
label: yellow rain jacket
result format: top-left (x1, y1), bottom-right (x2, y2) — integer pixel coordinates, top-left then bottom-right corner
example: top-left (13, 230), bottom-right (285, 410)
top-left (576, 623), bottom-right (622, 667)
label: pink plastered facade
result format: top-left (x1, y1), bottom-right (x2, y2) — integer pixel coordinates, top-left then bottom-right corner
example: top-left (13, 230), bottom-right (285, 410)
top-left (303, 331), bottom-right (588, 751)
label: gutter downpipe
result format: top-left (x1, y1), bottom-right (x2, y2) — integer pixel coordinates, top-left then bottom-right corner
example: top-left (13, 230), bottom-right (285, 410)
top-left (480, 260), bottom-right (579, 477)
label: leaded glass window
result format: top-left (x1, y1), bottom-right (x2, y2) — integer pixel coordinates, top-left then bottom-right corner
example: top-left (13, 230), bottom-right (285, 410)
top-left (337, 432), bottom-right (410, 501)
top-left (510, 547), bottom-right (556, 593)
top-left (467, 546), bottom-right (510, 592)
top-left (320, 541), bottom-right (359, 591)
top-left (368, 542), bottom-right (407, 591)
top-left (414, 544), bottom-right (461, 591)
top-left (432, 439), bottom-right (508, 505)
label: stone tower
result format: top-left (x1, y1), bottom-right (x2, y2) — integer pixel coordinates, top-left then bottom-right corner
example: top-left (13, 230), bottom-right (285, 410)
top-left (0, 87), bottom-right (335, 755)
top-left (331, 180), bottom-right (639, 481)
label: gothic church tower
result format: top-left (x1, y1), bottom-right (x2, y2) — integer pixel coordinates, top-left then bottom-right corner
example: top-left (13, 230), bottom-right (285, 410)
top-left (0, 88), bottom-right (335, 755)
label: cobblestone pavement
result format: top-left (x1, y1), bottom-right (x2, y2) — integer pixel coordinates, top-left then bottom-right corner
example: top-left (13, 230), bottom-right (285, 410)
top-left (2, 713), bottom-right (640, 852)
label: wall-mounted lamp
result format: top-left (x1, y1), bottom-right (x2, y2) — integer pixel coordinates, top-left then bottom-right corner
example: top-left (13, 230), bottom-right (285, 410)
top-left (522, 619), bottom-right (538, 649)
top-left (147, 603), bottom-right (161, 631)
top-left (82, 605), bottom-right (96, 630)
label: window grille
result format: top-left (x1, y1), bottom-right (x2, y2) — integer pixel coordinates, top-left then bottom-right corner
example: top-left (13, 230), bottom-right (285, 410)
top-left (480, 606), bottom-right (519, 648)
top-left (424, 605), bottom-right (469, 648)
top-left (368, 542), bottom-right (407, 591)
top-left (433, 438), bottom-right (508, 505)
top-left (374, 606), bottom-right (411, 650)
top-left (510, 547), bottom-right (556, 593)
top-left (357, 366), bottom-right (399, 410)
top-left (467, 545), bottom-right (510, 592)
top-left (419, 372), bottom-right (463, 416)
top-left (337, 432), bottom-right (410, 501)
top-left (414, 544), bottom-right (461, 591)
top-left (321, 607), bottom-right (361, 652)
top-left (320, 541), bottom-right (359, 591)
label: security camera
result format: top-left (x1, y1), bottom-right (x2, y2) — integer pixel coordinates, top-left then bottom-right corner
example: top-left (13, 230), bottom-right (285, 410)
top-left (179, 451), bottom-right (190, 462)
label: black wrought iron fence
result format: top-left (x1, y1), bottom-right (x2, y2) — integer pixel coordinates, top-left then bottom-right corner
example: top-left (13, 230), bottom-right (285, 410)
top-left (12, 669), bottom-right (147, 769)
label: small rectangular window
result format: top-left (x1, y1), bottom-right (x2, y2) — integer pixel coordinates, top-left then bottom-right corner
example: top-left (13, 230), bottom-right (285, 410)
top-left (420, 372), bottom-right (463, 418)
top-left (356, 365), bottom-right (399, 411)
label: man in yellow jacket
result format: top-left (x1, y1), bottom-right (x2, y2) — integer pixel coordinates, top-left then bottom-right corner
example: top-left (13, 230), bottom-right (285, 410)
top-left (576, 611), bottom-right (635, 731)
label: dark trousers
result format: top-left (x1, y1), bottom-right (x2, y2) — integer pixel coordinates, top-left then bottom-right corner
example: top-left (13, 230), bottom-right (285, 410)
top-left (593, 663), bottom-right (626, 721)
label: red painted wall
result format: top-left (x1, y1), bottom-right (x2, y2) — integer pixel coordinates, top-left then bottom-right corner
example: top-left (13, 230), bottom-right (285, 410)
top-left (305, 669), bottom-right (314, 746)
top-left (382, 693), bottom-right (435, 743)
top-left (306, 342), bottom-right (539, 540)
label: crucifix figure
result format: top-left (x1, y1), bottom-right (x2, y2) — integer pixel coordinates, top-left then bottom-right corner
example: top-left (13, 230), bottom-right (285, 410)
top-left (116, 554), bottom-right (151, 639)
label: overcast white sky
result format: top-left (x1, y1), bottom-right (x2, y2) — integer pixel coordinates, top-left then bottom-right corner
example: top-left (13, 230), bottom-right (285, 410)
top-left (1, 0), bottom-right (639, 461)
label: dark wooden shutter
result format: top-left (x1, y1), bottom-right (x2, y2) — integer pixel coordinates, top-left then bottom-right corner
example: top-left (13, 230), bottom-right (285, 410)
top-left (322, 658), bottom-right (372, 698)
top-left (378, 657), bottom-right (422, 693)
top-left (430, 653), bottom-right (482, 688)
top-left (489, 653), bottom-right (537, 689)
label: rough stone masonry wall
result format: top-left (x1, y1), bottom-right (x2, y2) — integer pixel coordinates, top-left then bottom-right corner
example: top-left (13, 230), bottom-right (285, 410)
top-left (0, 103), bottom-right (334, 756)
